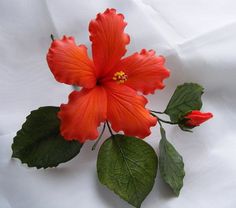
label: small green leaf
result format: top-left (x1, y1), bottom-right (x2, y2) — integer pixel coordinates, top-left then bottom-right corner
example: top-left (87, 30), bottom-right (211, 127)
top-left (159, 127), bottom-right (185, 196)
top-left (12, 106), bottom-right (83, 169)
top-left (97, 135), bottom-right (158, 208)
top-left (165, 83), bottom-right (204, 122)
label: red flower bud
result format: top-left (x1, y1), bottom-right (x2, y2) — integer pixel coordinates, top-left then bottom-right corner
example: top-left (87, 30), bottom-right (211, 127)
top-left (184, 110), bottom-right (213, 127)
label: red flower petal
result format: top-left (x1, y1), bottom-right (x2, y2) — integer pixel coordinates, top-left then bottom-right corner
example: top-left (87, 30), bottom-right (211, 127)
top-left (89, 8), bottom-right (130, 77)
top-left (184, 110), bottom-right (213, 127)
top-left (47, 36), bottom-right (96, 88)
top-left (58, 87), bottom-right (107, 142)
top-left (115, 49), bottom-right (170, 94)
top-left (105, 82), bottom-right (157, 138)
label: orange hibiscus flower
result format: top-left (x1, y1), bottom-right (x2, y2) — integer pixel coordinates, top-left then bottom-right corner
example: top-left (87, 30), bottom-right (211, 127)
top-left (47, 8), bottom-right (170, 143)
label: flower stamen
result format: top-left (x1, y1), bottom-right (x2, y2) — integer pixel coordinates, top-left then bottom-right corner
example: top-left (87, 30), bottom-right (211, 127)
top-left (112, 71), bottom-right (128, 84)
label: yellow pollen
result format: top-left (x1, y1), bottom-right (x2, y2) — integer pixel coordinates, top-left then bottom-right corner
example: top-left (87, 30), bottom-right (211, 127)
top-left (112, 71), bottom-right (128, 84)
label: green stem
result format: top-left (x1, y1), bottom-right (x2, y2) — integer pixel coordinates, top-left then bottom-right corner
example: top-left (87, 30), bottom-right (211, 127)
top-left (106, 121), bottom-right (114, 138)
top-left (92, 122), bottom-right (106, 151)
top-left (150, 110), bottom-right (164, 114)
top-left (159, 126), bottom-right (166, 139)
top-left (151, 113), bottom-right (178, 126)
top-left (157, 119), bottom-right (163, 128)
top-left (158, 118), bottom-right (179, 125)
top-left (50, 34), bottom-right (55, 41)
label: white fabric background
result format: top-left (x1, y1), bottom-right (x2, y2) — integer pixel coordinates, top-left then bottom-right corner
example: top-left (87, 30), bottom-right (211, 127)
top-left (0, 0), bottom-right (236, 207)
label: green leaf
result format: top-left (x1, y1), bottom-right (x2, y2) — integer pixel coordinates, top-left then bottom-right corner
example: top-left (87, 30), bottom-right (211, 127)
top-left (159, 127), bottom-right (185, 196)
top-left (97, 134), bottom-right (158, 208)
top-left (165, 83), bottom-right (204, 122)
top-left (12, 106), bottom-right (83, 169)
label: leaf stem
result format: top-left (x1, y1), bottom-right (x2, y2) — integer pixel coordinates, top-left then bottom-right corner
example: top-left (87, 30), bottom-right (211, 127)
top-left (50, 34), bottom-right (55, 41)
top-left (151, 113), bottom-right (178, 126)
top-left (92, 122), bottom-right (106, 151)
top-left (150, 110), bottom-right (164, 114)
top-left (158, 118), bottom-right (179, 125)
top-left (157, 119), bottom-right (163, 128)
top-left (106, 121), bottom-right (114, 138)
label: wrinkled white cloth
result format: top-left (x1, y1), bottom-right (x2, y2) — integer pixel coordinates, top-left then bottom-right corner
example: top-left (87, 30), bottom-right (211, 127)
top-left (1, 0), bottom-right (236, 207)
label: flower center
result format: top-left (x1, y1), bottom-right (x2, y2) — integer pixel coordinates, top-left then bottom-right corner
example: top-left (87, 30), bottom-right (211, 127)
top-left (112, 71), bottom-right (128, 84)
